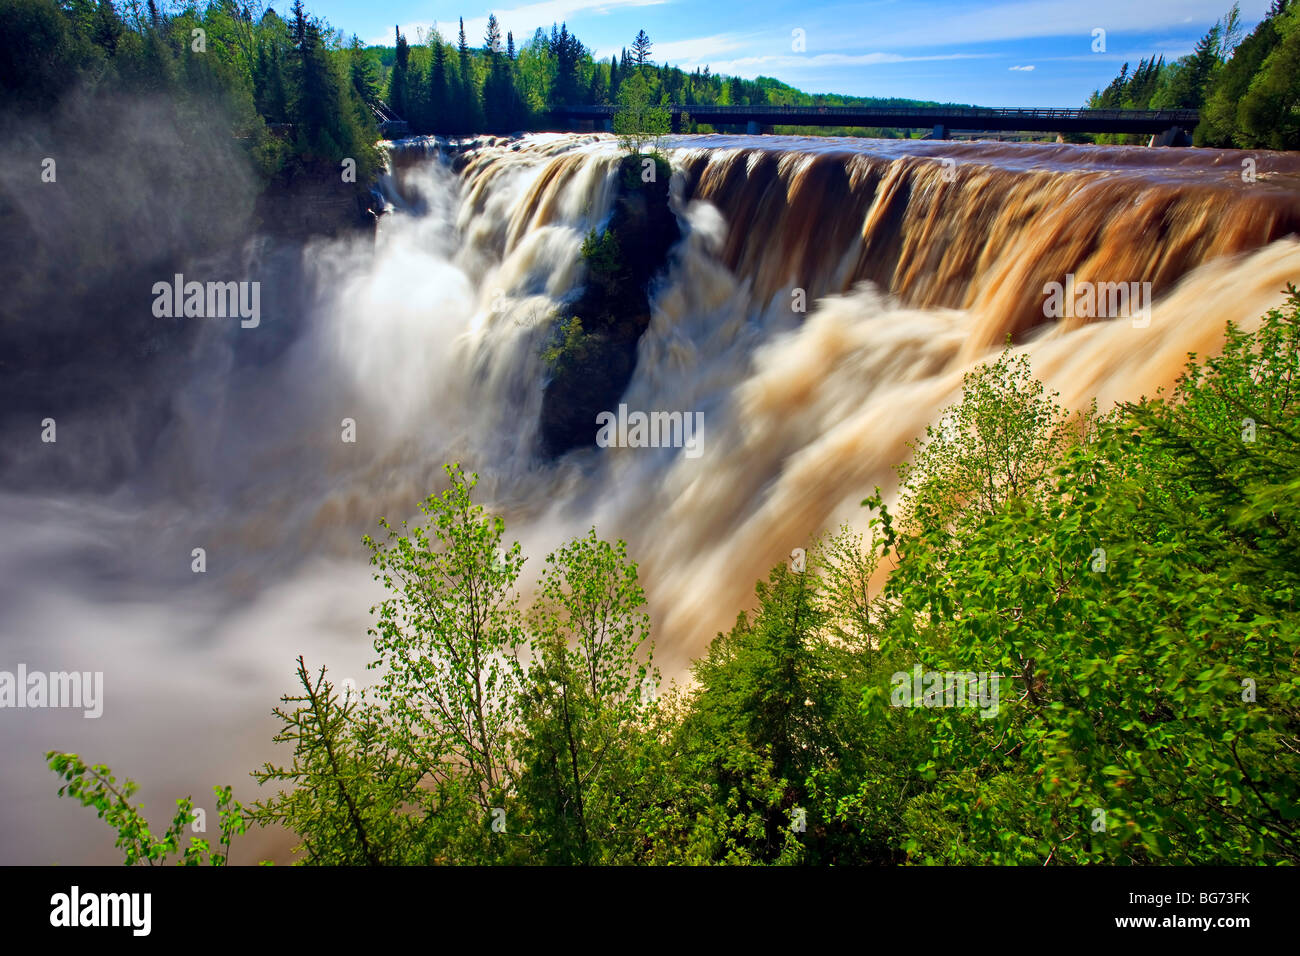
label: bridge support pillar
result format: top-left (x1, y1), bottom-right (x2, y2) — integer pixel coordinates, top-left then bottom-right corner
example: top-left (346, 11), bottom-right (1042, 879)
top-left (746, 120), bottom-right (761, 135)
top-left (932, 123), bottom-right (950, 140)
top-left (671, 111), bottom-right (682, 133)
top-left (603, 118), bottom-right (613, 132)
top-left (1149, 125), bottom-right (1190, 147)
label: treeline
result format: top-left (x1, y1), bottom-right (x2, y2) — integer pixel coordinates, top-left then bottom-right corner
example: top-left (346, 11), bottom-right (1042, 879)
top-left (2, 0), bottom-right (959, 163)
top-left (53, 288), bottom-right (1300, 864)
top-left (376, 19), bottom-right (960, 137)
top-left (1086, 0), bottom-right (1300, 148)
top-left (1, 0), bottom-right (382, 182)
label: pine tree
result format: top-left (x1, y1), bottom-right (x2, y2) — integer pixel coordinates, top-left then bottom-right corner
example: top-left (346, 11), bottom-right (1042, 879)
top-left (483, 14), bottom-right (511, 131)
top-left (457, 17), bottom-right (471, 78)
top-left (91, 0), bottom-right (123, 57)
top-left (254, 29), bottom-right (290, 124)
top-left (348, 36), bottom-right (379, 109)
top-left (287, 0), bottom-right (377, 175)
top-left (632, 29), bottom-right (652, 67)
top-left (549, 22), bottom-right (582, 106)
top-left (429, 36), bottom-right (450, 133)
top-left (390, 26), bottom-right (408, 117)
top-left (456, 16), bottom-right (480, 130)
top-left (1167, 24), bottom-right (1223, 109)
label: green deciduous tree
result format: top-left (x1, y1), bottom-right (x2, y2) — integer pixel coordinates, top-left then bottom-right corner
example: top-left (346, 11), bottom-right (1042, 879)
top-left (363, 464), bottom-right (525, 812)
top-left (47, 752), bottom-right (245, 866)
top-left (513, 529), bottom-right (660, 863)
top-left (613, 70), bottom-right (670, 155)
top-left (867, 291), bottom-right (1300, 863)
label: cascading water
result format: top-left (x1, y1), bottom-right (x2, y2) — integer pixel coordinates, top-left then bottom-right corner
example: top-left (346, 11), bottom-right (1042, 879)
top-left (4, 132), bottom-right (1300, 863)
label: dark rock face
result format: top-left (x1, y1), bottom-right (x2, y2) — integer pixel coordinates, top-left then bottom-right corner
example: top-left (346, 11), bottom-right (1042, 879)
top-left (538, 154), bottom-right (681, 458)
top-left (254, 162), bottom-right (381, 239)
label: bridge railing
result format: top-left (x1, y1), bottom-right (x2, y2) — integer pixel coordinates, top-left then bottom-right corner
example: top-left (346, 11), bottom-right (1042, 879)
top-left (370, 100), bottom-right (402, 123)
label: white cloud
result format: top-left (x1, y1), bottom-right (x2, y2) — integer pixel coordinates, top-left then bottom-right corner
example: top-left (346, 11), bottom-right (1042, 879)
top-left (1009, 64), bottom-right (1035, 71)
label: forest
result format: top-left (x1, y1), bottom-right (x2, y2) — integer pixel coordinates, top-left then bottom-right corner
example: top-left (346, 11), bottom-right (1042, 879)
top-left (1085, 1), bottom-right (1300, 149)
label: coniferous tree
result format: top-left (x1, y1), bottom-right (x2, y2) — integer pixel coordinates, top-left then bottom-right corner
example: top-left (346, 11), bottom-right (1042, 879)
top-left (1199, 0), bottom-right (1298, 147)
top-left (389, 25), bottom-right (408, 117)
top-left (1165, 24), bottom-right (1222, 109)
top-left (456, 16), bottom-right (480, 130)
top-left (91, 0), bottom-right (124, 56)
top-left (253, 29), bottom-right (289, 123)
top-left (429, 34), bottom-right (451, 133)
top-left (548, 22), bottom-right (582, 106)
top-left (348, 35), bottom-right (379, 107)
top-left (482, 13), bottom-right (510, 131)
top-left (632, 29), bottom-right (652, 68)
top-left (287, 0), bottom-right (377, 175)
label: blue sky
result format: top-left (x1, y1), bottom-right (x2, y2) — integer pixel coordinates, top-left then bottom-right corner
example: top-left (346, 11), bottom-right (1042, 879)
top-left (300, 0), bottom-right (1272, 106)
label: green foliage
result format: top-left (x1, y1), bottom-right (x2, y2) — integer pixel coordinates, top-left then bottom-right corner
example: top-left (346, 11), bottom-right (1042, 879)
top-left (894, 347), bottom-right (1083, 539)
top-left (542, 314), bottom-right (593, 379)
top-left (579, 226), bottom-right (623, 298)
top-left (47, 751), bottom-right (244, 865)
top-left (513, 529), bottom-right (660, 863)
top-left (249, 656), bottom-right (450, 865)
top-left (660, 527), bottom-right (892, 864)
top-left (867, 286), bottom-right (1300, 863)
top-left (364, 463), bottom-right (524, 810)
top-left (1, 0), bottom-right (379, 182)
top-left (612, 70), bottom-right (670, 155)
top-left (1225, 2), bottom-right (1300, 149)
top-left (1088, 2), bottom-right (1300, 148)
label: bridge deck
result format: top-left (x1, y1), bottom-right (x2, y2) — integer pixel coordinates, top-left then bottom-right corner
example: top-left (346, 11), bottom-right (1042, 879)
top-left (549, 104), bottom-right (1198, 135)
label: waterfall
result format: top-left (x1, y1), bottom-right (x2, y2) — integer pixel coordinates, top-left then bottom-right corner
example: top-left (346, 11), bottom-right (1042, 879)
top-left (4, 132), bottom-right (1299, 863)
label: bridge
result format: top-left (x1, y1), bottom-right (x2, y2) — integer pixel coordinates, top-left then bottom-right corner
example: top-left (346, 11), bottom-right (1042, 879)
top-left (547, 104), bottom-right (1199, 144)
top-left (371, 100), bottom-right (410, 138)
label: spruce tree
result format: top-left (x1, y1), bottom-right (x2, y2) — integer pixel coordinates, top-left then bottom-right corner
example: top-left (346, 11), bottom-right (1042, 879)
top-left (429, 36), bottom-right (450, 133)
top-left (632, 29), bottom-right (652, 67)
top-left (389, 26), bottom-right (408, 117)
